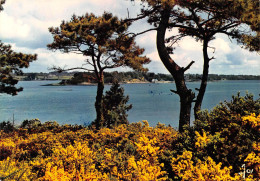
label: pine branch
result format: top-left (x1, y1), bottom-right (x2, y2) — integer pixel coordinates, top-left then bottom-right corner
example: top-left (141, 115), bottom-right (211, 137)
top-left (127, 28), bottom-right (158, 38)
top-left (50, 66), bottom-right (94, 72)
top-left (183, 61), bottom-right (195, 72)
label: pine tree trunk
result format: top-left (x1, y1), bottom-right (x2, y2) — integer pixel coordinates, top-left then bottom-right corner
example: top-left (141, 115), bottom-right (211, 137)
top-left (94, 72), bottom-right (105, 129)
top-left (194, 39), bottom-right (210, 119)
top-left (179, 90), bottom-right (194, 132)
top-left (156, 9), bottom-right (195, 132)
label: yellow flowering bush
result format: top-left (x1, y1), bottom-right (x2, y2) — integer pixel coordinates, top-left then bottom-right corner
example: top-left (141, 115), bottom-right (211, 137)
top-left (135, 133), bottom-right (159, 158)
top-left (0, 93), bottom-right (259, 181)
top-left (242, 113), bottom-right (260, 130)
top-left (0, 157), bottom-right (37, 180)
top-left (123, 156), bottom-right (167, 181)
top-left (0, 138), bottom-right (16, 160)
top-left (244, 143), bottom-right (260, 179)
top-left (0, 121), bottom-right (173, 180)
top-left (190, 93), bottom-right (260, 178)
top-left (171, 151), bottom-right (241, 180)
top-left (194, 130), bottom-right (211, 149)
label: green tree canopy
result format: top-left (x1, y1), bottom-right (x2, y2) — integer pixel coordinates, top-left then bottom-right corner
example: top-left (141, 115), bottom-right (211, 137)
top-left (48, 12), bottom-right (150, 128)
top-left (125, 0), bottom-right (259, 131)
top-left (48, 12), bottom-right (150, 73)
top-left (0, 42), bottom-right (37, 95)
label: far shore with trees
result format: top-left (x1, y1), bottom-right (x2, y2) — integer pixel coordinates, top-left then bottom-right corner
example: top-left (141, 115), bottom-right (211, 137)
top-left (16, 71), bottom-right (260, 84)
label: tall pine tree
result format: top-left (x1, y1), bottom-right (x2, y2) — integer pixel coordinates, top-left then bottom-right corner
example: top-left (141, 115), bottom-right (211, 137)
top-left (48, 12), bottom-right (150, 128)
top-left (124, 0), bottom-right (259, 131)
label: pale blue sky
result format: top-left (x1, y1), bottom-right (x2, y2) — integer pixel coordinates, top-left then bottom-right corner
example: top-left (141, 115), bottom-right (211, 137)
top-left (0, 0), bottom-right (259, 75)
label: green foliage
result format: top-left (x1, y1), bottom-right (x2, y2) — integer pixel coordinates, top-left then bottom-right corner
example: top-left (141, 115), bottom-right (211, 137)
top-left (0, 121), bottom-right (15, 133)
top-left (62, 72), bottom-right (96, 85)
top-left (235, 0), bottom-right (260, 51)
top-left (174, 92), bottom-right (260, 177)
top-left (48, 12), bottom-right (150, 128)
top-left (20, 119), bottom-right (42, 129)
top-left (94, 82), bottom-right (132, 128)
top-left (195, 92), bottom-right (260, 130)
top-left (48, 12), bottom-right (150, 73)
top-left (236, 0), bottom-right (259, 31)
top-left (0, 42), bottom-right (37, 96)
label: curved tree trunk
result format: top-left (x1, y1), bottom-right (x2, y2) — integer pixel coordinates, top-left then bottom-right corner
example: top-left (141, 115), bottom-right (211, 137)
top-left (94, 71), bottom-right (105, 129)
top-left (156, 9), bottom-right (195, 132)
top-left (194, 39), bottom-right (210, 119)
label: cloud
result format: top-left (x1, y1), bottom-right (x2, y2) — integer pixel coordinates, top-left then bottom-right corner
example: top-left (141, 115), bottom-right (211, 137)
top-left (0, 1), bottom-right (259, 75)
top-left (226, 53), bottom-right (245, 65)
top-left (210, 37), bottom-right (232, 54)
top-left (0, 12), bottom-right (30, 39)
top-left (9, 44), bottom-right (88, 73)
top-left (146, 61), bottom-right (169, 74)
top-left (147, 51), bottom-right (160, 62)
top-left (0, 5), bottom-right (57, 49)
top-left (178, 37), bottom-right (202, 51)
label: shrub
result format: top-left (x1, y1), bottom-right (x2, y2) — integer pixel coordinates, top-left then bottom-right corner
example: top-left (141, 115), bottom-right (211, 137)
top-left (101, 81), bottom-right (132, 128)
top-left (0, 93), bottom-right (259, 180)
top-left (0, 121), bottom-right (15, 133)
top-left (192, 93), bottom-right (260, 175)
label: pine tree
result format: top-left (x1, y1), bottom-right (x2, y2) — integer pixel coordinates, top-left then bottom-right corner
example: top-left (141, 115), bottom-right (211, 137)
top-left (125, 0), bottom-right (259, 132)
top-left (98, 81), bottom-right (132, 128)
top-left (48, 12), bottom-right (149, 129)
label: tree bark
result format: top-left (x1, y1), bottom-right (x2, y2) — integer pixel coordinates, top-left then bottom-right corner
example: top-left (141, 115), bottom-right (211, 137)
top-left (194, 39), bottom-right (210, 119)
top-left (156, 9), bottom-right (195, 132)
top-left (94, 71), bottom-right (105, 129)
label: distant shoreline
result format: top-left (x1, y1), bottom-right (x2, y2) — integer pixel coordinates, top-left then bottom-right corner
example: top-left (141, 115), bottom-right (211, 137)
top-left (39, 79), bottom-right (260, 86)
top-left (16, 72), bottom-right (260, 84)
top-left (41, 81), bottom-right (155, 86)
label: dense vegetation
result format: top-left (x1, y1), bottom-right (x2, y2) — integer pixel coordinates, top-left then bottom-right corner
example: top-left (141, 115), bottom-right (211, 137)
top-left (0, 93), bottom-right (259, 180)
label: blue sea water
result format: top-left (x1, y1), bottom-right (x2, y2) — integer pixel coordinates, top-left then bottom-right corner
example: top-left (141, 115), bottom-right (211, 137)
top-left (0, 80), bottom-right (259, 128)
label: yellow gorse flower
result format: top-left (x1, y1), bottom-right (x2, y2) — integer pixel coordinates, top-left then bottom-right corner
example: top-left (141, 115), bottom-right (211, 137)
top-left (195, 130), bottom-right (211, 149)
top-left (242, 113), bottom-right (260, 130)
top-left (0, 118), bottom-right (258, 180)
top-left (171, 151), bottom-right (241, 181)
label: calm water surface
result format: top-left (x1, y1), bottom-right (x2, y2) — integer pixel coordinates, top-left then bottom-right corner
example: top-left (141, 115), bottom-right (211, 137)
top-left (0, 80), bottom-right (259, 128)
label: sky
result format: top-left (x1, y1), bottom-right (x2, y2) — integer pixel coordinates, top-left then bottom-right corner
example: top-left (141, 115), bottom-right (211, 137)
top-left (0, 0), bottom-right (259, 75)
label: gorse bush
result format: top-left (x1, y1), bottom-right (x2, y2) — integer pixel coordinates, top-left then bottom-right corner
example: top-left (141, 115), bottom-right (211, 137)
top-left (192, 93), bottom-right (260, 177)
top-left (0, 93), bottom-right (259, 180)
top-left (0, 121), bottom-right (173, 180)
